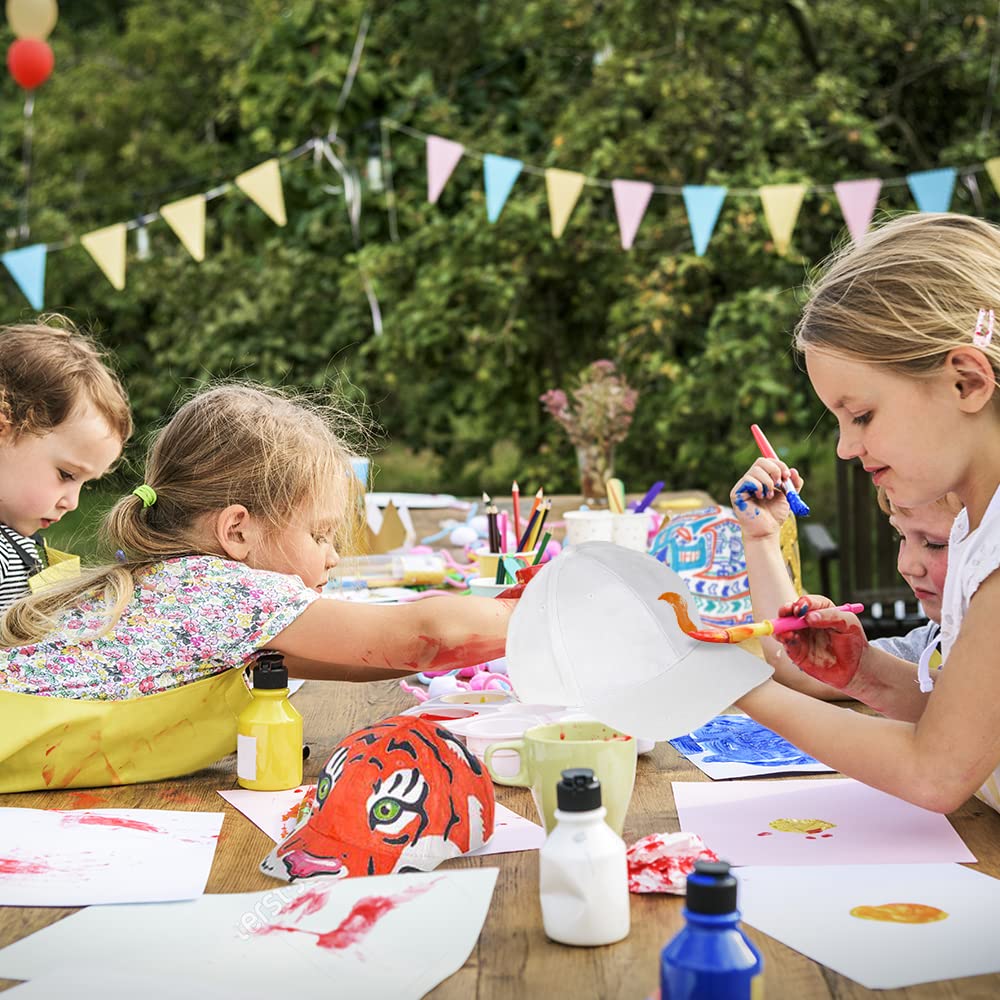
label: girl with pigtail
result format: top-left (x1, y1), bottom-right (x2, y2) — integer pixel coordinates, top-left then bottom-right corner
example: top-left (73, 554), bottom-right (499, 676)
top-left (0, 384), bottom-right (512, 792)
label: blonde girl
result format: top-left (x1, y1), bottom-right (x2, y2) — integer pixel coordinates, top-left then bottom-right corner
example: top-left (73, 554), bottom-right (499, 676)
top-left (0, 384), bottom-right (511, 791)
top-left (735, 212), bottom-right (1000, 814)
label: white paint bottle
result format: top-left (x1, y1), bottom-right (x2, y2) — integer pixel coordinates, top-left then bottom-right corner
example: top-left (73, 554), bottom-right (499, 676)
top-left (539, 767), bottom-right (631, 946)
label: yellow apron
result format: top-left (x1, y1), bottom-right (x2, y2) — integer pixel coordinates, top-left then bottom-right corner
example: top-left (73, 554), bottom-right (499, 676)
top-left (0, 669), bottom-right (252, 792)
top-left (27, 544), bottom-right (81, 593)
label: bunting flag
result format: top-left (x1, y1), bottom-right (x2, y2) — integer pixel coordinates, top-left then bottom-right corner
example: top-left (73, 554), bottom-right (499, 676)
top-left (426, 135), bottom-right (465, 204)
top-left (80, 222), bottom-right (127, 290)
top-left (235, 158), bottom-right (286, 226)
top-left (906, 168), bottom-right (957, 213)
top-left (483, 154), bottom-right (523, 223)
top-left (681, 185), bottom-right (727, 256)
top-left (986, 157), bottom-right (1000, 197)
top-left (2, 243), bottom-right (46, 309)
top-left (833, 178), bottom-right (882, 244)
top-left (545, 168), bottom-right (586, 238)
top-left (159, 194), bottom-right (206, 262)
top-left (759, 183), bottom-right (807, 256)
top-left (611, 179), bottom-right (653, 250)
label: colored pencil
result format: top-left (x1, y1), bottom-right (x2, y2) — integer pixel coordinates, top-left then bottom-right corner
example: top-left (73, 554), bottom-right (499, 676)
top-left (494, 551), bottom-right (506, 585)
top-left (527, 486), bottom-right (544, 527)
top-left (517, 507), bottom-right (540, 553)
top-left (529, 499), bottom-right (551, 552)
top-left (511, 481), bottom-right (521, 549)
top-left (498, 511), bottom-right (508, 553)
top-left (532, 531), bottom-right (551, 565)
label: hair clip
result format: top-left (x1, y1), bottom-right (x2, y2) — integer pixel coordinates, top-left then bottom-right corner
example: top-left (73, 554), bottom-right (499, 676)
top-left (973, 308), bottom-right (994, 349)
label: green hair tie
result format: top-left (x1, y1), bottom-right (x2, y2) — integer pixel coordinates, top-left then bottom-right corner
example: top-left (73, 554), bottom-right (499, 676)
top-left (132, 484), bottom-right (157, 508)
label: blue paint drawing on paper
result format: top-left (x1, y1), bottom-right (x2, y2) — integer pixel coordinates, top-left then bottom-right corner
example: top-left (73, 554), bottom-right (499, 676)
top-left (670, 715), bottom-right (819, 767)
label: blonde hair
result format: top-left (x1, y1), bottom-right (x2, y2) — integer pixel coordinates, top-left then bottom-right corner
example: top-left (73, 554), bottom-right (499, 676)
top-left (795, 213), bottom-right (1000, 383)
top-left (1, 383), bottom-right (366, 647)
top-left (0, 315), bottom-right (132, 443)
top-left (875, 485), bottom-right (963, 519)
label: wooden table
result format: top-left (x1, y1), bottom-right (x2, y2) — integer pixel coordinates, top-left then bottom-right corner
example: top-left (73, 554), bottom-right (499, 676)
top-left (3, 493), bottom-right (999, 998)
top-left (2, 678), bottom-right (999, 999)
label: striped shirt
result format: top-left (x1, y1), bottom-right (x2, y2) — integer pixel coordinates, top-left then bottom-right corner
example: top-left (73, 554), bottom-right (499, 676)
top-left (0, 525), bottom-right (41, 615)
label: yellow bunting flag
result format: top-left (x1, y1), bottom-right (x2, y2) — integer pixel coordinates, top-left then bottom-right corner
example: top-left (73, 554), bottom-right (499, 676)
top-left (758, 183), bottom-right (807, 256)
top-left (234, 158), bottom-right (286, 226)
top-left (80, 222), bottom-right (127, 290)
top-left (159, 194), bottom-right (206, 262)
top-left (985, 158), bottom-right (1000, 198)
top-left (545, 168), bottom-right (586, 239)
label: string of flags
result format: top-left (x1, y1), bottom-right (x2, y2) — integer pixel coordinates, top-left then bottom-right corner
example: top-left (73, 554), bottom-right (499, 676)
top-left (2, 112), bottom-right (999, 315)
top-left (408, 118), bottom-right (994, 255)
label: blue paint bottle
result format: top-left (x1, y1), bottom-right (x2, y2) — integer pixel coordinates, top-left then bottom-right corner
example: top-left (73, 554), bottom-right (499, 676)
top-left (660, 860), bottom-right (763, 1000)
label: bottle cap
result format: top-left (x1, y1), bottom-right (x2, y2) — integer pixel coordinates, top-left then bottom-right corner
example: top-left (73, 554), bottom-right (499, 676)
top-left (555, 768), bottom-right (602, 812)
top-left (686, 859), bottom-right (738, 914)
top-left (253, 651), bottom-right (289, 690)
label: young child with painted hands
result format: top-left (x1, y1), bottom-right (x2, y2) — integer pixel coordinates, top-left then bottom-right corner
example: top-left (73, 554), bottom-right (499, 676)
top-left (0, 384), bottom-right (512, 791)
top-left (733, 212), bottom-right (1000, 815)
top-left (0, 319), bottom-right (131, 614)
top-left (731, 458), bottom-right (957, 699)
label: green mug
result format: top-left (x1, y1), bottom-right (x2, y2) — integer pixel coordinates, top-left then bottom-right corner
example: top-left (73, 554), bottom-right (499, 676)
top-left (484, 720), bottom-right (638, 834)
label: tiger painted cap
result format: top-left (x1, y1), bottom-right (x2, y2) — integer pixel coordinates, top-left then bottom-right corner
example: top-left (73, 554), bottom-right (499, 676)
top-left (261, 714), bottom-right (495, 881)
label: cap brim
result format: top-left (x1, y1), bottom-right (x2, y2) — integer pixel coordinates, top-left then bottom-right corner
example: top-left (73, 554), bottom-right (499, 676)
top-left (508, 542), bottom-right (773, 741)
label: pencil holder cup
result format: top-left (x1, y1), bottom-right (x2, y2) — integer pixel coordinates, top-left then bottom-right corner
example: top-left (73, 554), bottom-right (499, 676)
top-left (472, 548), bottom-right (536, 581)
top-left (611, 510), bottom-right (653, 552)
top-left (563, 509), bottom-right (614, 546)
top-left (469, 576), bottom-right (514, 598)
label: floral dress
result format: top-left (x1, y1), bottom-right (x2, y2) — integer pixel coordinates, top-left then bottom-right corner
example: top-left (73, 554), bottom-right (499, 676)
top-left (0, 555), bottom-right (319, 700)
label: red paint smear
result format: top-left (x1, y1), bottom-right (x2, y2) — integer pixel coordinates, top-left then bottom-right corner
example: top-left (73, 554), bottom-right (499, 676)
top-left (657, 592), bottom-right (701, 635)
top-left (0, 856), bottom-right (50, 875)
top-left (278, 883), bottom-right (333, 918)
top-left (421, 635), bottom-right (505, 671)
top-left (757, 832), bottom-right (772, 837)
top-left (41, 764), bottom-right (55, 787)
top-left (68, 791), bottom-right (111, 809)
top-left (63, 813), bottom-right (162, 834)
top-left (44, 744), bottom-right (59, 756)
top-left (255, 881), bottom-right (436, 950)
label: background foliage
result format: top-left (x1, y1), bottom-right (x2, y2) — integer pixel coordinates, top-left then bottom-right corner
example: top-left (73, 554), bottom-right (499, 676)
top-left (3, 0), bottom-right (1000, 524)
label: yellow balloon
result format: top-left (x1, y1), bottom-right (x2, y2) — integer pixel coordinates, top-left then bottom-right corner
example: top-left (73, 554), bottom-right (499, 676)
top-left (6, 0), bottom-right (58, 41)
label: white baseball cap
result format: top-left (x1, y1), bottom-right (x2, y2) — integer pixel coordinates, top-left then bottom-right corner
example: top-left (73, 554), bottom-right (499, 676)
top-left (506, 541), bottom-right (773, 740)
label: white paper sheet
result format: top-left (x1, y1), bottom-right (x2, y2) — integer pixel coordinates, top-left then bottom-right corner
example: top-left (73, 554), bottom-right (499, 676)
top-left (2, 971), bottom-right (244, 1000)
top-left (0, 869), bottom-right (499, 1000)
top-left (668, 712), bottom-right (835, 779)
top-left (217, 787), bottom-right (544, 856)
top-left (0, 808), bottom-right (223, 906)
top-left (673, 778), bottom-right (975, 866)
top-left (738, 863), bottom-right (1000, 989)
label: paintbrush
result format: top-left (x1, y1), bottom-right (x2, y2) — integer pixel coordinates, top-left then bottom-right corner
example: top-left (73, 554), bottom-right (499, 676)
top-left (750, 423), bottom-right (810, 517)
top-left (678, 603), bottom-right (865, 643)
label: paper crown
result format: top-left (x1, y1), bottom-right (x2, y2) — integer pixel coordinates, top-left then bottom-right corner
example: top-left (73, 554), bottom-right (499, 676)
top-left (261, 715), bottom-right (495, 881)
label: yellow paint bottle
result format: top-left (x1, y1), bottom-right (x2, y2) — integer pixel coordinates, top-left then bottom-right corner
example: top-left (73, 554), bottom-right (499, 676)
top-left (236, 652), bottom-right (303, 791)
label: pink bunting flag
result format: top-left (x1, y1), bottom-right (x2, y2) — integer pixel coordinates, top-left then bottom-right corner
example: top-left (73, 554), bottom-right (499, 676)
top-left (427, 136), bottom-right (465, 205)
top-left (611, 179), bottom-right (654, 250)
top-left (833, 178), bottom-right (882, 245)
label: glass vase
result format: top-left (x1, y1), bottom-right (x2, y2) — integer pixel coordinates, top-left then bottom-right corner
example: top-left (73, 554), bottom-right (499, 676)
top-left (576, 443), bottom-right (615, 504)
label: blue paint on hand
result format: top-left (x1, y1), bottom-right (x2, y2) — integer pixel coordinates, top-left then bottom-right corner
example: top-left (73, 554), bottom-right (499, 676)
top-left (733, 481), bottom-right (758, 512)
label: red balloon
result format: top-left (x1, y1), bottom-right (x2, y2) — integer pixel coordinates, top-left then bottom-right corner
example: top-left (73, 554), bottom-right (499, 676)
top-left (7, 38), bottom-right (54, 90)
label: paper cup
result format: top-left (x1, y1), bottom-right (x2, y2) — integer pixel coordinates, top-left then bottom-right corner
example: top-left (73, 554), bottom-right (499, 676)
top-left (611, 510), bottom-right (652, 551)
top-left (472, 548), bottom-right (537, 582)
top-left (563, 509), bottom-right (614, 546)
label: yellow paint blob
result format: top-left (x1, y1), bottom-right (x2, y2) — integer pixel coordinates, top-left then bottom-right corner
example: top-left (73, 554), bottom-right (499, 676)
top-left (850, 903), bottom-right (948, 924)
top-left (768, 818), bottom-right (836, 835)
